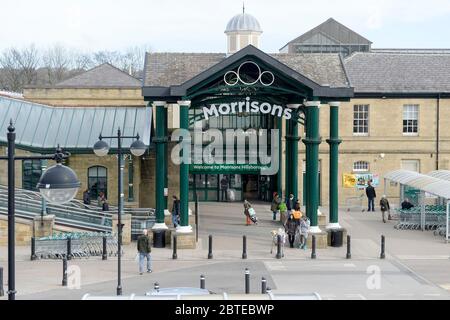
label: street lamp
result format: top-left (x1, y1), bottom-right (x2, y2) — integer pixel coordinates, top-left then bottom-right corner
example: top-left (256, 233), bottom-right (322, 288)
top-left (0, 120), bottom-right (80, 300)
top-left (93, 128), bottom-right (147, 296)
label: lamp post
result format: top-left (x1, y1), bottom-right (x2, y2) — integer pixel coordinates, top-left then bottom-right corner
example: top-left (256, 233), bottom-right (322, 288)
top-left (93, 128), bottom-right (146, 296)
top-left (0, 120), bottom-right (80, 300)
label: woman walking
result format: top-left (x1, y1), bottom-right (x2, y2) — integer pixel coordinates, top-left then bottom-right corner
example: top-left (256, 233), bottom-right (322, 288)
top-left (284, 214), bottom-right (297, 248)
top-left (244, 199), bottom-right (252, 226)
top-left (271, 192), bottom-right (281, 221)
top-left (171, 195), bottom-right (180, 227)
top-left (299, 215), bottom-right (310, 250)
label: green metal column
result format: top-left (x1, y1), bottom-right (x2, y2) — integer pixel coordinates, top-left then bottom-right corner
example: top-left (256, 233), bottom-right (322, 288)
top-left (287, 105), bottom-right (301, 201)
top-left (277, 117), bottom-right (283, 198)
top-left (303, 100), bottom-right (322, 230)
top-left (153, 101), bottom-right (167, 227)
top-left (178, 100), bottom-right (192, 232)
top-left (326, 102), bottom-right (342, 228)
top-left (163, 107), bottom-right (168, 209)
top-left (284, 119), bottom-right (291, 200)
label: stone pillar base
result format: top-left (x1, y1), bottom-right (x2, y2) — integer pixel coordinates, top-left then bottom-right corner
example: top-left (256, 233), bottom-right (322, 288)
top-left (112, 213), bottom-right (132, 245)
top-left (33, 214), bottom-right (55, 238)
top-left (326, 227), bottom-right (348, 246)
top-left (306, 231), bottom-right (328, 249)
top-left (171, 231), bottom-right (196, 249)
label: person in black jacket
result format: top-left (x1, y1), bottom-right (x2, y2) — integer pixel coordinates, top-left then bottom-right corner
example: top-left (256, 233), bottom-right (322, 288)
top-left (365, 180), bottom-right (376, 212)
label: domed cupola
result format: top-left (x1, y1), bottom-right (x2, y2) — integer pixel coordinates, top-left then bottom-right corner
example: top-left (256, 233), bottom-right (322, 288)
top-left (225, 5), bottom-right (263, 54)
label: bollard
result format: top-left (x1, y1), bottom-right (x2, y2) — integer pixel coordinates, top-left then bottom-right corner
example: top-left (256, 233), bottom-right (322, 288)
top-left (276, 235), bottom-right (282, 259)
top-left (0, 267), bottom-right (4, 296)
top-left (242, 235), bottom-right (247, 259)
top-left (102, 236), bottom-right (107, 260)
top-left (346, 235), bottom-right (351, 259)
top-left (208, 235), bottom-right (213, 259)
top-left (245, 268), bottom-right (250, 294)
top-left (200, 275), bottom-right (205, 289)
top-left (311, 235), bottom-right (317, 259)
top-left (266, 287), bottom-right (272, 294)
top-left (172, 235), bottom-right (178, 260)
top-left (67, 237), bottom-right (72, 260)
top-left (62, 257), bottom-right (68, 286)
top-left (31, 237), bottom-right (37, 261)
top-left (154, 282), bottom-right (160, 292)
top-left (261, 277), bottom-right (267, 294)
top-left (380, 235), bottom-right (386, 259)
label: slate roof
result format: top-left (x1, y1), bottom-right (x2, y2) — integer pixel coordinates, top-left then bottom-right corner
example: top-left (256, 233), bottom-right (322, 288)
top-left (0, 96), bottom-right (152, 153)
top-left (55, 63), bottom-right (142, 88)
top-left (143, 51), bottom-right (350, 88)
top-left (280, 18), bottom-right (372, 51)
top-left (344, 52), bottom-right (450, 93)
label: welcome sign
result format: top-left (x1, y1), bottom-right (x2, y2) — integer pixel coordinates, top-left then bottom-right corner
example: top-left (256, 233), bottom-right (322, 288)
top-left (202, 97), bottom-right (293, 120)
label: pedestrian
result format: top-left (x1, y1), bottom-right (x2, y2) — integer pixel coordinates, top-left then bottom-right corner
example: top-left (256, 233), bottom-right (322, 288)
top-left (83, 189), bottom-right (91, 208)
top-left (220, 175), bottom-right (229, 202)
top-left (271, 192), bottom-right (281, 221)
top-left (292, 202), bottom-right (302, 225)
top-left (299, 215), bottom-right (310, 250)
top-left (102, 199), bottom-right (109, 211)
top-left (380, 195), bottom-right (391, 223)
top-left (137, 229), bottom-right (152, 275)
top-left (365, 180), bottom-right (376, 212)
top-left (401, 197), bottom-right (414, 210)
top-left (171, 195), bottom-right (180, 228)
top-left (243, 199), bottom-right (252, 226)
top-left (278, 201), bottom-right (288, 224)
top-left (286, 193), bottom-right (295, 217)
top-left (284, 214), bottom-right (297, 248)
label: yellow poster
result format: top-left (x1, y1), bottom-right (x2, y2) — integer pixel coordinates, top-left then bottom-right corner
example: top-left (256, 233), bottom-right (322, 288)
top-left (343, 173), bottom-right (356, 188)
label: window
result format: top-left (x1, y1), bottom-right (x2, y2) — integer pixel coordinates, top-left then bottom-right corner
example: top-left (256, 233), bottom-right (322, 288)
top-left (403, 104), bottom-right (419, 134)
top-left (88, 166), bottom-right (107, 200)
top-left (22, 160), bottom-right (42, 191)
top-left (353, 161), bottom-right (369, 172)
top-left (401, 160), bottom-right (420, 172)
top-left (353, 104), bottom-right (369, 135)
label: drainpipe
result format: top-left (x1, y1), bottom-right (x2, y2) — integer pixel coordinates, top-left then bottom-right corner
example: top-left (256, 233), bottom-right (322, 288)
top-left (436, 94), bottom-right (440, 170)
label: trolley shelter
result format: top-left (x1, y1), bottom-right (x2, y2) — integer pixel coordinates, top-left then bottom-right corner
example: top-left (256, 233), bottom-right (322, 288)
top-left (142, 45), bottom-right (354, 235)
top-left (384, 169), bottom-right (450, 242)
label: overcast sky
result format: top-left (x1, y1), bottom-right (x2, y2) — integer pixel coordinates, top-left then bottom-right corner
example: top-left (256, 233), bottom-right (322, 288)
top-left (2, 0), bottom-right (450, 53)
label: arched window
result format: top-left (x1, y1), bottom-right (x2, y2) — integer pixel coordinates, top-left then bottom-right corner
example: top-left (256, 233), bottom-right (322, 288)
top-left (88, 166), bottom-right (107, 200)
top-left (353, 161), bottom-right (369, 172)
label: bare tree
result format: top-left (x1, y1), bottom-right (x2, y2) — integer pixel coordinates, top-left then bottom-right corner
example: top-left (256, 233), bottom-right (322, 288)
top-left (43, 44), bottom-right (72, 84)
top-left (15, 45), bottom-right (40, 86)
top-left (0, 47), bottom-right (23, 91)
top-left (122, 44), bottom-right (151, 77)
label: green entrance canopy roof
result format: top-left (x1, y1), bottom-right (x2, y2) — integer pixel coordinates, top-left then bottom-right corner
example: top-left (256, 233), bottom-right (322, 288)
top-left (0, 96), bottom-right (152, 154)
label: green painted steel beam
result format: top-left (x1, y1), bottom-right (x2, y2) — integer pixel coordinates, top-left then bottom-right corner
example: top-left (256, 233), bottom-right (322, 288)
top-left (154, 102), bottom-right (167, 224)
top-left (179, 101), bottom-right (190, 227)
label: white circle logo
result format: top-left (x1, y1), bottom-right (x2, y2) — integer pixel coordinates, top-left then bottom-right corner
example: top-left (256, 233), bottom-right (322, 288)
top-left (224, 61), bottom-right (275, 87)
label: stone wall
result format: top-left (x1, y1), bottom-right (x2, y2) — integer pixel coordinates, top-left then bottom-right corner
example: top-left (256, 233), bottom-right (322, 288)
top-left (0, 215), bottom-right (33, 245)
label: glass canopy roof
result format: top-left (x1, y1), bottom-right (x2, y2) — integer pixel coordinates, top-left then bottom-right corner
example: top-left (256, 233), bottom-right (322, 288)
top-left (0, 96), bottom-right (152, 153)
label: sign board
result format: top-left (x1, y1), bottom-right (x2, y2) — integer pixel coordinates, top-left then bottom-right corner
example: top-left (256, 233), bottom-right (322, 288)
top-left (189, 163), bottom-right (270, 174)
top-left (343, 173), bottom-right (379, 189)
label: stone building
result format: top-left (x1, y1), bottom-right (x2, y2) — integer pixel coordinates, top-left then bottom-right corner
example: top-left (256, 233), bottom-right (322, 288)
top-left (1, 12), bottom-right (450, 216)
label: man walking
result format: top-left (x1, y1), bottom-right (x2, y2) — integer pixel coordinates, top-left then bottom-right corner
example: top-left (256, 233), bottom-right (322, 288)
top-left (137, 229), bottom-right (152, 275)
top-left (380, 195), bottom-right (390, 223)
top-left (365, 180), bottom-right (376, 212)
top-left (220, 175), bottom-right (229, 202)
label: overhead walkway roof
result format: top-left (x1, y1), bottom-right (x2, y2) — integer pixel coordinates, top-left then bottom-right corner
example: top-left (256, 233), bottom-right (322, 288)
top-left (384, 169), bottom-right (450, 199)
top-left (0, 96), bottom-right (152, 154)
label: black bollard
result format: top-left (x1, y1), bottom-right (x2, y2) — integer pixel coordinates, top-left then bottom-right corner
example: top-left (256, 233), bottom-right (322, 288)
top-left (311, 235), bottom-right (317, 259)
top-left (172, 235), bottom-right (178, 260)
top-left (200, 274), bottom-right (205, 289)
top-left (31, 237), bottom-right (37, 261)
top-left (242, 235), bottom-right (247, 259)
top-left (380, 235), bottom-right (386, 259)
top-left (0, 267), bottom-right (4, 296)
top-left (154, 282), bottom-right (160, 292)
top-left (261, 277), bottom-right (267, 294)
top-left (245, 268), bottom-right (250, 294)
top-left (208, 235), bottom-right (213, 259)
top-left (67, 237), bottom-right (72, 260)
top-left (276, 235), bottom-right (282, 259)
top-left (346, 235), bottom-right (351, 259)
top-left (102, 236), bottom-right (107, 260)
top-left (62, 257), bottom-right (68, 286)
